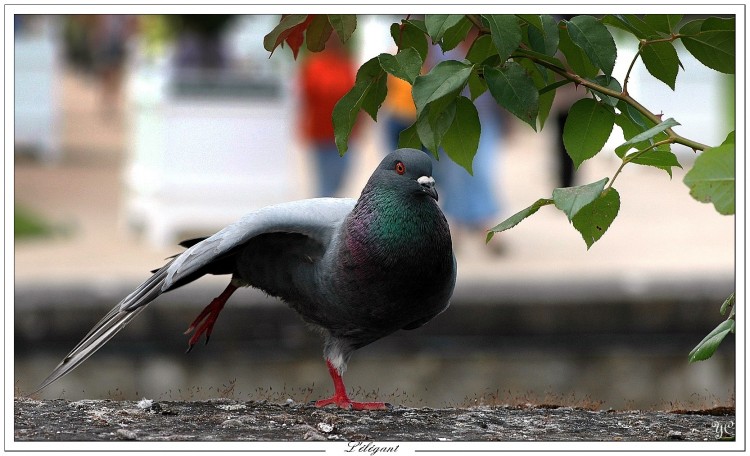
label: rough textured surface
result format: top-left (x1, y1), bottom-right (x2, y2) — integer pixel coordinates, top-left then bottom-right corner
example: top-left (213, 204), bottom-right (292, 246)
top-left (14, 397), bottom-right (734, 442)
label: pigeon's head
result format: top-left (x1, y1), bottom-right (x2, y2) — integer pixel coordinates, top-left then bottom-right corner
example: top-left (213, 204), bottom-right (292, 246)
top-left (373, 149), bottom-right (439, 201)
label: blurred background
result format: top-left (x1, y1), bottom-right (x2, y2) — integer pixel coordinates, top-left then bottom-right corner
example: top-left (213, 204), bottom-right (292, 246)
top-left (14, 14), bottom-right (735, 409)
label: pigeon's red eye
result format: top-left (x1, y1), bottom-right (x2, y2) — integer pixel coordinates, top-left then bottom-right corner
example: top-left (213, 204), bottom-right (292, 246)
top-left (395, 161), bottom-right (406, 175)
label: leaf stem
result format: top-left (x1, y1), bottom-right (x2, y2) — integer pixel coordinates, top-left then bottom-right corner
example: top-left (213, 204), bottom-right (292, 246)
top-left (606, 138), bottom-right (673, 190)
top-left (623, 34), bottom-right (683, 95)
top-left (622, 43), bottom-right (644, 96)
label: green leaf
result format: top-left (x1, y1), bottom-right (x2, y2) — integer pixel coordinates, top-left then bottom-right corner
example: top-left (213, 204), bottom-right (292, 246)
top-left (625, 150), bottom-right (682, 177)
top-left (602, 14), bottom-right (660, 40)
top-left (721, 130), bottom-right (735, 146)
top-left (466, 34), bottom-right (498, 65)
top-left (571, 187), bottom-right (620, 249)
top-left (440, 16), bottom-right (473, 52)
top-left (397, 123), bottom-right (422, 150)
top-left (486, 198), bottom-right (554, 242)
top-left (614, 116), bottom-right (649, 158)
top-left (720, 292), bottom-right (735, 317)
top-left (305, 15), bottom-right (334, 52)
top-left (683, 143), bottom-right (735, 215)
top-left (412, 60), bottom-right (473, 117)
top-left (562, 98), bottom-right (615, 168)
top-left (536, 74), bottom-right (555, 131)
top-left (378, 48), bottom-right (423, 85)
top-left (613, 109), bottom-right (669, 158)
top-left (516, 14), bottom-right (544, 32)
top-left (333, 83), bottom-right (368, 155)
top-left (485, 62), bottom-right (539, 130)
top-left (526, 14), bottom-right (559, 56)
top-left (589, 75), bottom-right (622, 107)
top-left (467, 69), bottom-right (488, 100)
top-left (516, 57), bottom-right (555, 130)
top-left (566, 15), bottom-right (617, 77)
top-left (641, 41), bottom-right (680, 90)
top-left (361, 76), bottom-right (388, 122)
top-left (356, 53), bottom-right (384, 82)
top-left (616, 117), bottom-right (679, 152)
top-left (425, 15), bottom-right (464, 43)
top-left (540, 79), bottom-right (573, 95)
top-left (356, 57), bottom-right (388, 121)
top-left (514, 48), bottom-right (566, 69)
top-left (483, 14), bottom-right (522, 62)
top-left (327, 14), bottom-right (357, 43)
top-left (405, 19), bottom-right (428, 34)
top-left (679, 18), bottom-right (735, 74)
top-left (643, 14), bottom-right (683, 35)
top-left (263, 14), bottom-right (309, 54)
top-left (552, 177), bottom-right (608, 221)
top-left (332, 57), bottom-right (386, 154)
top-left (689, 319), bottom-right (735, 362)
top-left (559, 25), bottom-right (599, 78)
top-left (390, 21), bottom-right (429, 62)
top-left (617, 99), bottom-right (649, 130)
top-left (442, 96), bottom-right (481, 174)
top-left (416, 99), bottom-right (457, 155)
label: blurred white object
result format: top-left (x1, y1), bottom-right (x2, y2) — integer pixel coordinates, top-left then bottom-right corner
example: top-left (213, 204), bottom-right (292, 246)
top-left (124, 16), bottom-right (295, 248)
top-left (14, 15), bottom-right (61, 162)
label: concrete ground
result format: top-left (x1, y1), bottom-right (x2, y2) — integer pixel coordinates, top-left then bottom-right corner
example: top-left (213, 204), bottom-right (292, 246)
top-left (13, 68), bottom-right (735, 298)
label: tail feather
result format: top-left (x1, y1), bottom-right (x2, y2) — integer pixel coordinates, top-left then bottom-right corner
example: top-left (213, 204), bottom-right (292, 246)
top-left (32, 264), bottom-right (172, 395)
top-left (33, 306), bottom-right (148, 394)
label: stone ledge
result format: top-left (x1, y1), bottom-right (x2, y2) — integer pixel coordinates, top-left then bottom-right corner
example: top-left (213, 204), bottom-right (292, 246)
top-left (14, 397), bottom-right (735, 442)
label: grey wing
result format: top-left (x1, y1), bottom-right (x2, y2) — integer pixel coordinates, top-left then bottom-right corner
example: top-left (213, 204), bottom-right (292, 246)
top-left (34, 197), bottom-right (356, 393)
top-left (157, 198), bottom-right (356, 301)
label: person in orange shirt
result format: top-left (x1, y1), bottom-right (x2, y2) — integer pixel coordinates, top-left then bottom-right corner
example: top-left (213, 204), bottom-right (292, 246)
top-left (298, 38), bottom-right (357, 197)
top-left (383, 74), bottom-right (417, 151)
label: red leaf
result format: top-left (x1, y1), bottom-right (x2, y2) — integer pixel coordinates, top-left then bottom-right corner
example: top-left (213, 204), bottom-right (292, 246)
top-left (285, 15), bottom-right (314, 59)
top-left (264, 14), bottom-right (309, 56)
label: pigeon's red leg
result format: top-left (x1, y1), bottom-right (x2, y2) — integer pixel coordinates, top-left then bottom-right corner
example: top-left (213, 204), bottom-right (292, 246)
top-left (184, 283), bottom-right (238, 352)
top-left (314, 359), bottom-right (387, 410)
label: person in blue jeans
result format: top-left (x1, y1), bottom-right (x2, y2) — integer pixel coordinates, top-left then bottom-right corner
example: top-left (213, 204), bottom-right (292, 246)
top-left (431, 89), bottom-right (506, 255)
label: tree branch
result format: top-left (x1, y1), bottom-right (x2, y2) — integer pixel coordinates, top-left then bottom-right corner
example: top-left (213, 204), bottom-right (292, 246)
top-left (466, 14), bottom-right (488, 33)
top-left (516, 52), bottom-right (711, 151)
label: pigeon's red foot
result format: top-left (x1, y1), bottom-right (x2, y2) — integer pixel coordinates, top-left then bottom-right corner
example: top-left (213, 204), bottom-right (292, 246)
top-left (315, 359), bottom-right (388, 410)
top-left (184, 283), bottom-right (238, 352)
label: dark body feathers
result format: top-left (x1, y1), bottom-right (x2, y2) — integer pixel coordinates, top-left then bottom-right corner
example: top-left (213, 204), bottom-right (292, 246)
top-left (36, 149), bottom-right (457, 401)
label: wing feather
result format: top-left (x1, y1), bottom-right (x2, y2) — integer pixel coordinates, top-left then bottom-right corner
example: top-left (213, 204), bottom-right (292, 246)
top-left (161, 198), bottom-right (355, 293)
top-left (34, 197), bottom-right (356, 393)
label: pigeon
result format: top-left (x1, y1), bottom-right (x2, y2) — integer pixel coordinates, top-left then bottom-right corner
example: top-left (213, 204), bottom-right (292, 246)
top-left (35, 148), bottom-right (457, 410)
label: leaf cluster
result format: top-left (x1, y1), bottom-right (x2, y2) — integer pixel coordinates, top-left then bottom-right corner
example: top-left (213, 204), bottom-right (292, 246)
top-left (264, 14), bottom-right (736, 360)
top-left (263, 12), bottom-right (735, 247)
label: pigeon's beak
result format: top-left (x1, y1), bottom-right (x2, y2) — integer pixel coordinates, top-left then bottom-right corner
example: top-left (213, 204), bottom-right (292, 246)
top-left (417, 176), bottom-right (438, 201)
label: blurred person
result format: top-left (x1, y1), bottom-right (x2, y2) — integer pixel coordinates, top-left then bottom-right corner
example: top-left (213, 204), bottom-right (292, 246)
top-left (91, 15), bottom-right (135, 116)
top-left (170, 15), bottom-right (234, 70)
top-left (379, 39), bottom-right (506, 254)
top-left (298, 37), bottom-right (357, 197)
top-left (432, 90), bottom-right (506, 256)
top-left (429, 40), bottom-right (506, 255)
top-left (383, 74), bottom-right (417, 151)
top-left (550, 81), bottom-right (585, 188)
top-left (62, 15), bottom-right (97, 73)
top-left (549, 15), bottom-right (582, 188)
